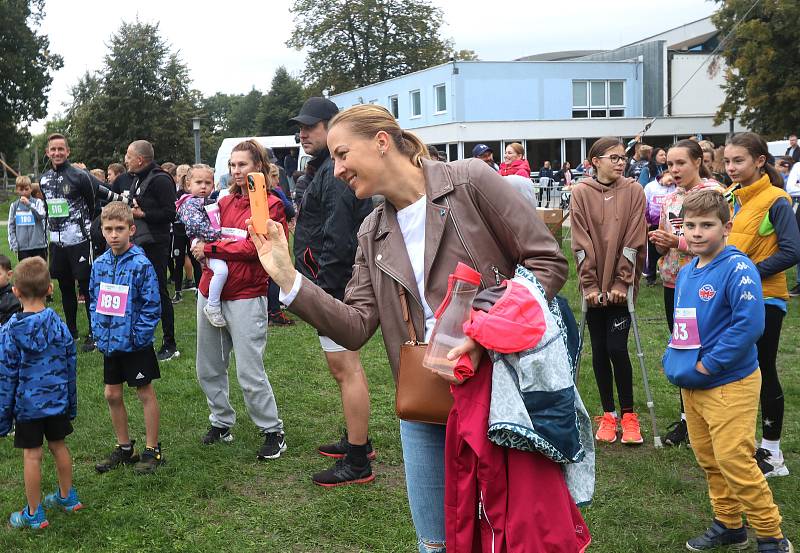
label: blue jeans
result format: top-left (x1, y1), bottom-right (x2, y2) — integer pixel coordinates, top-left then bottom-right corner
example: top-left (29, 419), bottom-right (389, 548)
top-left (400, 420), bottom-right (447, 553)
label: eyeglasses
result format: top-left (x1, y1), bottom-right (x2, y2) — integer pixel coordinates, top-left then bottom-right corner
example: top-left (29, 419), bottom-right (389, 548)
top-left (597, 154), bottom-right (628, 164)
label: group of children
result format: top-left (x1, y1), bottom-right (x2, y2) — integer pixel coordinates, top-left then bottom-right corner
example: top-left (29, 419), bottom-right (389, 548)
top-left (571, 132), bottom-right (796, 552)
top-left (1, 202), bottom-right (166, 529)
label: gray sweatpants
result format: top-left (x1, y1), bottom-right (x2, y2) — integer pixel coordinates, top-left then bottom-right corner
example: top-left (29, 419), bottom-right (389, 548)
top-left (196, 293), bottom-right (283, 433)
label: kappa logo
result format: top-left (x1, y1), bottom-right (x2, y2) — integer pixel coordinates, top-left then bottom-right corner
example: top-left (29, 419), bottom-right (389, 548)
top-left (698, 284), bottom-right (716, 301)
top-left (740, 291), bottom-right (757, 301)
top-left (78, 256), bottom-right (87, 263)
top-left (739, 275), bottom-right (755, 286)
top-left (135, 372), bottom-right (145, 380)
top-left (734, 262), bottom-right (749, 272)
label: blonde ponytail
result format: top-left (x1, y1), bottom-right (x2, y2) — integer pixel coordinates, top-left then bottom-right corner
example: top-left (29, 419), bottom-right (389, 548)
top-left (330, 104), bottom-right (430, 167)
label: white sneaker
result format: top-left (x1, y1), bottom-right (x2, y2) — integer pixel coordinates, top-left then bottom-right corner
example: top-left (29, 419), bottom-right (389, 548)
top-left (203, 304), bottom-right (227, 328)
top-left (755, 447), bottom-right (790, 478)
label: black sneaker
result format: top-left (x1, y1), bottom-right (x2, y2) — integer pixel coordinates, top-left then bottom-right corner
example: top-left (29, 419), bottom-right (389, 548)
top-left (171, 291), bottom-right (183, 304)
top-left (257, 432), bottom-right (287, 460)
top-left (318, 433), bottom-right (376, 460)
top-left (686, 519), bottom-right (748, 551)
top-left (755, 448), bottom-right (790, 478)
top-left (202, 426), bottom-right (233, 445)
top-left (134, 444), bottom-right (164, 475)
top-left (664, 419), bottom-right (690, 447)
top-left (95, 441), bottom-right (140, 473)
top-left (157, 343), bottom-right (180, 362)
top-left (788, 284), bottom-right (800, 297)
top-left (757, 537), bottom-right (794, 552)
top-left (312, 456), bottom-right (375, 487)
top-left (182, 279), bottom-right (197, 292)
top-left (81, 335), bottom-right (96, 353)
top-left (268, 311), bottom-right (295, 326)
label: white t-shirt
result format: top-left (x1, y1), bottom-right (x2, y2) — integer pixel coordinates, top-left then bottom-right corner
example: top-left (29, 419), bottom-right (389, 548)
top-left (280, 196), bottom-right (436, 341)
top-left (396, 196), bottom-right (436, 341)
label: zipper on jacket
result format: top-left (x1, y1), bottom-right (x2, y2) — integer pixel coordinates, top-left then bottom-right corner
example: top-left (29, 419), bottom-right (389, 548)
top-left (479, 491), bottom-right (497, 553)
top-left (376, 261), bottom-right (425, 344)
top-left (490, 266), bottom-right (509, 286)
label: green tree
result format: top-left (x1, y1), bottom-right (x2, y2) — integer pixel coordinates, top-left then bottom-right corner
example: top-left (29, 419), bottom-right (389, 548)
top-left (287, 0), bottom-right (452, 93)
top-left (712, 0), bottom-right (800, 136)
top-left (226, 88), bottom-right (262, 137)
top-left (65, 20), bottom-right (200, 167)
top-left (0, 0), bottom-right (63, 157)
top-left (257, 67), bottom-right (306, 136)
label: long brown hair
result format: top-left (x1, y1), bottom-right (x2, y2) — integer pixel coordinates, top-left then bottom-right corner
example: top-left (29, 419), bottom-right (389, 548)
top-left (230, 139), bottom-right (269, 195)
top-left (328, 104), bottom-right (430, 167)
top-left (587, 137), bottom-right (624, 173)
top-left (726, 132), bottom-right (784, 188)
top-left (670, 139), bottom-right (711, 179)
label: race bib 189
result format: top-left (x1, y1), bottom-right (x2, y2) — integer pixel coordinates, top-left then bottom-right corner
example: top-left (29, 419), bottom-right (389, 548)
top-left (221, 227), bottom-right (247, 241)
top-left (96, 282), bottom-right (129, 317)
top-left (671, 307), bottom-right (700, 349)
top-left (47, 198), bottom-right (69, 218)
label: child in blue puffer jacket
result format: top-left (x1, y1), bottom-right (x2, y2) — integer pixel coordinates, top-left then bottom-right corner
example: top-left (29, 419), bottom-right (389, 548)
top-left (90, 202), bottom-right (164, 475)
top-left (0, 256), bottom-right (81, 529)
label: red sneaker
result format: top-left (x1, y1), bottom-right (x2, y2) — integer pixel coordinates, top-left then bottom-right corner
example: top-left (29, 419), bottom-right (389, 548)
top-left (594, 413), bottom-right (618, 443)
top-left (621, 413), bottom-right (644, 445)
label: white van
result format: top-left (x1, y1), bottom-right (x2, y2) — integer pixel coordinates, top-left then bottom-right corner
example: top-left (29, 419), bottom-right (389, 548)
top-left (213, 136), bottom-right (312, 184)
top-left (768, 140), bottom-right (789, 158)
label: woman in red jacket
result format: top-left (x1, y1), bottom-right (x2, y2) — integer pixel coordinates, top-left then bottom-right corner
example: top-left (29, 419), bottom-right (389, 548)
top-left (499, 142), bottom-right (532, 177)
top-left (191, 139), bottom-right (289, 460)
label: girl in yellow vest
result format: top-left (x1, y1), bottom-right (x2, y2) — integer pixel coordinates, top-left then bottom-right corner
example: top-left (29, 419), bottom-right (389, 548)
top-left (725, 132), bottom-right (800, 478)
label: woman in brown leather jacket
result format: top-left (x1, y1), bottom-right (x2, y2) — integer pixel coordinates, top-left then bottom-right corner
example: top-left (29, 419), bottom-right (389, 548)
top-left (249, 104), bottom-right (568, 552)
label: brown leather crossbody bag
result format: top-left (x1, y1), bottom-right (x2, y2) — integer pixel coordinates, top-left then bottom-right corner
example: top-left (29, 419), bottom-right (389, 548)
top-left (394, 284), bottom-right (453, 425)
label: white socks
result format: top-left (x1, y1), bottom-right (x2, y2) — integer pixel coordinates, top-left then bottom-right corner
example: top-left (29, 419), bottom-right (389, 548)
top-left (761, 438), bottom-right (781, 457)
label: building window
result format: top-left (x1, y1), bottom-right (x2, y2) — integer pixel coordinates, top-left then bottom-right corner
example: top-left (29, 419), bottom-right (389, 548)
top-left (410, 89), bottom-right (422, 118)
top-left (369, 99), bottom-right (378, 104)
top-left (572, 80), bottom-right (625, 118)
top-left (434, 84), bottom-right (446, 113)
top-left (389, 95), bottom-right (399, 118)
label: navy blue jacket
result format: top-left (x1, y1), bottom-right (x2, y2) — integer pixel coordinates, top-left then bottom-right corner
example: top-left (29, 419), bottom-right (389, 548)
top-left (0, 309), bottom-right (77, 435)
top-left (90, 244), bottom-right (161, 355)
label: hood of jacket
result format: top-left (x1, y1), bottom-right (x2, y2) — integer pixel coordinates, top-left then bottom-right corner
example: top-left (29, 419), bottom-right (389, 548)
top-left (4, 308), bottom-right (74, 354)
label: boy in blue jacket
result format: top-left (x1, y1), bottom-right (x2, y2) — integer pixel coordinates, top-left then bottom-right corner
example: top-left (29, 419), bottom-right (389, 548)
top-left (662, 189), bottom-right (792, 553)
top-left (0, 257), bottom-right (82, 529)
top-left (90, 202), bottom-right (164, 475)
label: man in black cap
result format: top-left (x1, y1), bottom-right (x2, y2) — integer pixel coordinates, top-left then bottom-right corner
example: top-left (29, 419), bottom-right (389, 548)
top-left (289, 97), bottom-right (375, 487)
top-left (472, 143), bottom-right (498, 171)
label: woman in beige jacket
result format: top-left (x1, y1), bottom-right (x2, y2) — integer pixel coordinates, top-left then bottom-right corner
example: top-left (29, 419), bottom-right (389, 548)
top-left (248, 104), bottom-right (568, 552)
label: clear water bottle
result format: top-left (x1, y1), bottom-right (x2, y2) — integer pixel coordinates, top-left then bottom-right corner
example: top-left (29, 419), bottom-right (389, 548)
top-left (423, 262), bottom-right (482, 376)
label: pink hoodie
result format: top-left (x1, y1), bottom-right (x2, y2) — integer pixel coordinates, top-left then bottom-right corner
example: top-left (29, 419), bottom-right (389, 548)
top-left (499, 159), bottom-right (531, 178)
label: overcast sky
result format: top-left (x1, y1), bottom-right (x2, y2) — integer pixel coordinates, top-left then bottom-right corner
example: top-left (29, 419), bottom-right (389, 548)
top-left (32, 0), bottom-right (718, 132)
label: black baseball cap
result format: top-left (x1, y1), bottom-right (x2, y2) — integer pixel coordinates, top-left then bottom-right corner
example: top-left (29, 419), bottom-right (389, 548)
top-left (289, 97), bottom-right (340, 126)
top-left (472, 144), bottom-right (492, 157)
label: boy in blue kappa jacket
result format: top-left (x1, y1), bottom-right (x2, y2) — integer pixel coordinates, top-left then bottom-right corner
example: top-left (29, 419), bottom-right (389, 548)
top-left (662, 189), bottom-right (792, 553)
top-left (90, 202), bottom-right (164, 475)
top-left (0, 256), bottom-right (82, 529)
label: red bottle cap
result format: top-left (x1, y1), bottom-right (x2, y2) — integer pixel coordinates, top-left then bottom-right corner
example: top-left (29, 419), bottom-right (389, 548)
top-left (453, 262), bottom-right (482, 285)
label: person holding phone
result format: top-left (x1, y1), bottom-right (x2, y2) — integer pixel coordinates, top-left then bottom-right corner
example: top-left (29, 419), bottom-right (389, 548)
top-left (570, 137), bottom-right (647, 446)
top-left (190, 139), bottom-right (289, 460)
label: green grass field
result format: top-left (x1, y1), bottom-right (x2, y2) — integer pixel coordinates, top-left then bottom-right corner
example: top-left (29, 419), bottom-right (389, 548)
top-left (0, 239), bottom-right (797, 552)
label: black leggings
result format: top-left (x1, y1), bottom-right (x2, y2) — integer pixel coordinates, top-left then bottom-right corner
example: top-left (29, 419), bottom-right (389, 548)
top-left (268, 279), bottom-right (280, 316)
top-left (58, 276), bottom-right (90, 336)
top-left (664, 286), bottom-right (686, 415)
top-left (586, 306), bottom-right (635, 413)
top-left (646, 225), bottom-right (661, 277)
top-left (759, 305), bottom-right (785, 441)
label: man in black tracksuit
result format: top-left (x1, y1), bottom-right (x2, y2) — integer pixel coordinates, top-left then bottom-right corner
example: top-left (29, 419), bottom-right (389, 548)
top-left (40, 133), bottom-right (124, 352)
top-left (124, 140), bottom-right (179, 361)
top-left (290, 97), bottom-right (374, 486)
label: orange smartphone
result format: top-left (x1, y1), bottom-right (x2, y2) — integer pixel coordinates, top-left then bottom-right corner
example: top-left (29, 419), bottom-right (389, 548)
top-left (246, 172), bottom-right (270, 234)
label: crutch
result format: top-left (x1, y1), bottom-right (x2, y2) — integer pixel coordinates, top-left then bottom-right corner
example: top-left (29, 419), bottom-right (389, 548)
top-left (623, 247), bottom-right (663, 448)
top-left (574, 293), bottom-right (588, 386)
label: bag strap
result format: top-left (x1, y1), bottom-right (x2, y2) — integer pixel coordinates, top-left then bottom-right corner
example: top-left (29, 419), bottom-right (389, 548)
top-left (397, 283), bottom-right (418, 343)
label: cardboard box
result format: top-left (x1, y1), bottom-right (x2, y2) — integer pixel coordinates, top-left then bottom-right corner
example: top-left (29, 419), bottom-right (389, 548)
top-left (536, 208), bottom-right (564, 242)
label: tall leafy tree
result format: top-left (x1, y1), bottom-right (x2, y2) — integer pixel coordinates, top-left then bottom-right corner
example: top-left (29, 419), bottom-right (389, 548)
top-left (287, 0), bottom-right (452, 93)
top-left (0, 0), bottom-right (63, 157)
top-left (712, 0), bottom-right (800, 136)
top-left (66, 20), bottom-right (200, 167)
top-left (257, 67), bottom-right (306, 136)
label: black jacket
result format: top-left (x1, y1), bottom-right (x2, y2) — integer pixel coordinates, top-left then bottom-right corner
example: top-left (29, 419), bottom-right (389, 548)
top-left (0, 284), bottom-right (22, 325)
top-left (785, 146), bottom-right (800, 163)
top-left (293, 149), bottom-right (373, 301)
top-left (129, 163), bottom-right (176, 242)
